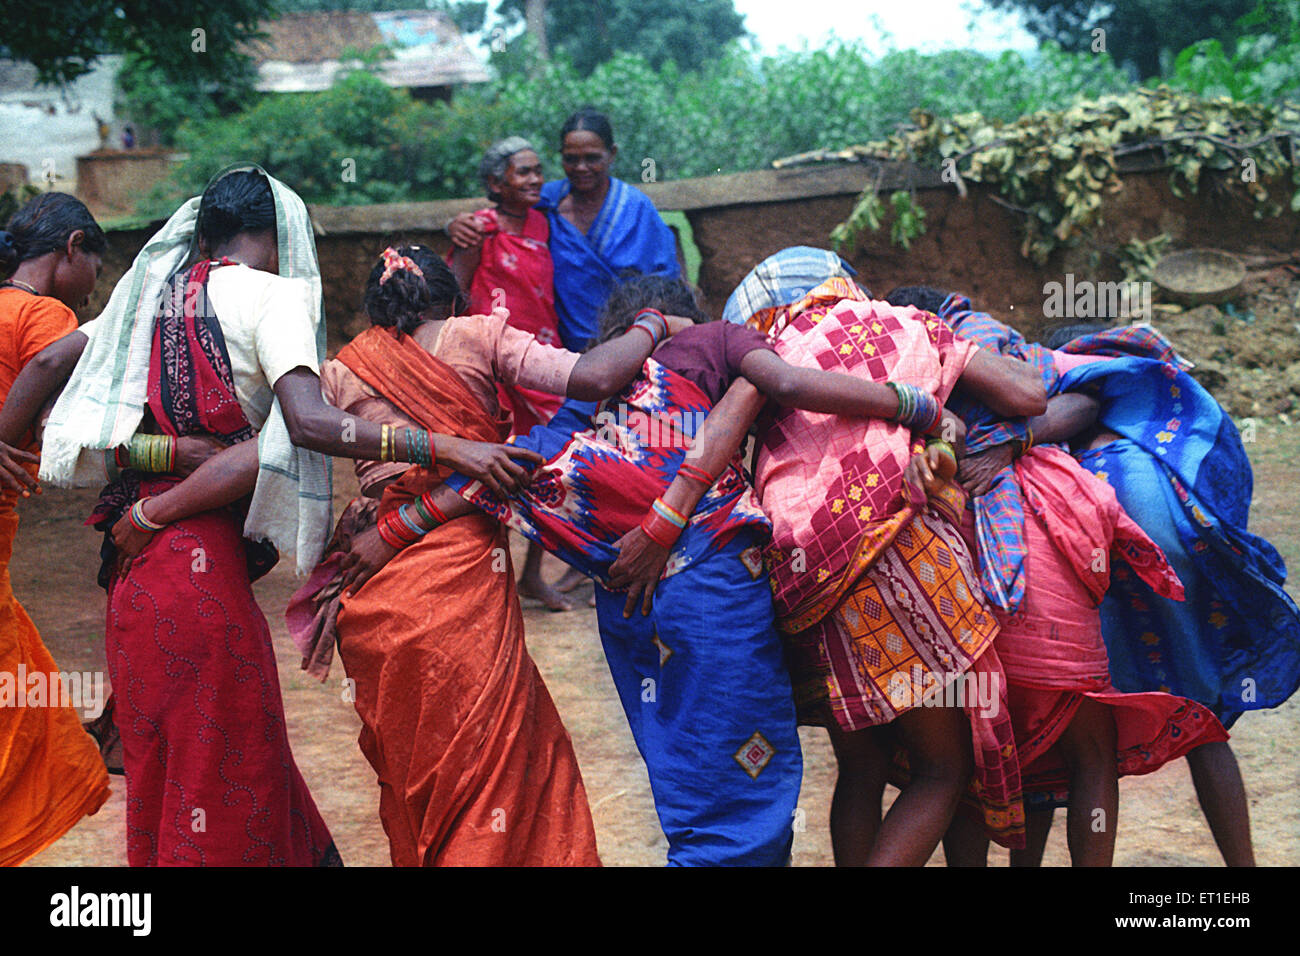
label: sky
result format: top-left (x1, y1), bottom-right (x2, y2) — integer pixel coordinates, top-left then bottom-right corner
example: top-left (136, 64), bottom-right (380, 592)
top-left (732, 0), bottom-right (1037, 55)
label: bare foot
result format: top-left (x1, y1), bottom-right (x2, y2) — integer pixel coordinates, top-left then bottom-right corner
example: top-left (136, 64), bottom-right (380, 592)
top-left (518, 573), bottom-right (576, 612)
top-left (555, 566), bottom-right (589, 594)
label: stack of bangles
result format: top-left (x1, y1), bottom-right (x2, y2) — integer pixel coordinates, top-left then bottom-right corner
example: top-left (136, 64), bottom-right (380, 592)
top-left (378, 423), bottom-right (436, 469)
top-left (127, 497), bottom-right (167, 534)
top-left (627, 308), bottom-right (669, 350)
top-left (112, 434), bottom-right (176, 474)
top-left (376, 490), bottom-right (450, 549)
top-left (886, 382), bottom-right (943, 434)
top-left (640, 497), bottom-right (688, 548)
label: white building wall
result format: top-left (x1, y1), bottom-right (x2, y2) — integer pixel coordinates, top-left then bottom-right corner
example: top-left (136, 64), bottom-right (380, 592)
top-left (0, 55), bottom-right (123, 192)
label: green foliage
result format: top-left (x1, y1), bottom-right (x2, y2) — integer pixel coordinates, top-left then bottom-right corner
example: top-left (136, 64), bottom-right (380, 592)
top-left (1169, 1), bottom-right (1300, 103)
top-left (1118, 233), bottom-right (1172, 282)
top-left (139, 69), bottom-right (443, 215)
top-left (0, 184), bottom-right (43, 235)
top-left (143, 39), bottom-right (1134, 214)
top-left (493, 0), bottom-right (746, 75)
top-left (116, 52), bottom-right (256, 145)
top-left (888, 191), bottom-right (926, 250)
top-left (984, 0), bottom-right (1255, 78)
top-left (0, 0), bottom-right (264, 87)
top-left (833, 88), bottom-right (1300, 264)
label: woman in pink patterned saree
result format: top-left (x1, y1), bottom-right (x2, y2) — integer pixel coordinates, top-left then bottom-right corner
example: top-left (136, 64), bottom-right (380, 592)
top-left (724, 251), bottom-right (1046, 864)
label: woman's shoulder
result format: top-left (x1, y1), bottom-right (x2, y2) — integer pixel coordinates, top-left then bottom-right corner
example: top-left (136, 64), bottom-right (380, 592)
top-left (539, 180), bottom-right (569, 206)
top-left (0, 288), bottom-right (77, 337)
top-left (209, 264), bottom-right (313, 308)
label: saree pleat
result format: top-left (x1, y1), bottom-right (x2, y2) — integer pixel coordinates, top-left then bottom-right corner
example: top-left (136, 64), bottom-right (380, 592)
top-left (329, 326), bottom-right (599, 866)
top-left (0, 511), bottom-right (111, 865)
top-left (106, 491), bottom-right (336, 866)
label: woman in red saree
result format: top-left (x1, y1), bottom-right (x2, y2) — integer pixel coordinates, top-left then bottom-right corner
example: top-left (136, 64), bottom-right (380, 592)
top-left (449, 138), bottom-right (578, 610)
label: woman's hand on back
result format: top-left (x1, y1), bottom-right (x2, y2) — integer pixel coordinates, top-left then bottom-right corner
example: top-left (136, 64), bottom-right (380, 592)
top-left (440, 437), bottom-right (544, 499)
top-left (663, 314), bottom-right (696, 336)
top-left (607, 525), bottom-right (672, 617)
top-left (446, 212), bottom-right (487, 250)
top-left (958, 443), bottom-right (1016, 497)
top-left (340, 524), bottom-right (400, 595)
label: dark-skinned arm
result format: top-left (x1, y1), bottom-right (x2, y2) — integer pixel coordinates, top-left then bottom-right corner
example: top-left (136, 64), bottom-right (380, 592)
top-left (109, 437), bottom-right (260, 576)
top-left (272, 367), bottom-right (542, 498)
top-left (0, 327), bottom-right (227, 483)
top-left (959, 391), bottom-right (1101, 496)
top-left (737, 349), bottom-right (904, 417)
top-left (0, 328), bottom-right (88, 447)
top-left (447, 243), bottom-right (482, 295)
top-left (564, 314), bottom-right (694, 400)
top-left (955, 348), bottom-right (1048, 418)
top-left (607, 377), bottom-right (768, 616)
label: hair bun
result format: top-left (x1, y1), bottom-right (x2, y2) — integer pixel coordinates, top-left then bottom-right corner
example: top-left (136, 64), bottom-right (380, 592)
top-left (0, 229), bottom-right (18, 269)
top-left (203, 202), bottom-right (243, 230)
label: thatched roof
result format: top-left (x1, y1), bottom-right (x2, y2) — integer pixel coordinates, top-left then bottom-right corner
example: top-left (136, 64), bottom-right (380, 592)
top-left (250, 10), bottom-right (490, 93)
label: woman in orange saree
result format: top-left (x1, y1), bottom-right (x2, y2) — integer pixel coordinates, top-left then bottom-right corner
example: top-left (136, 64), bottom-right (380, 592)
top-left (0, 193), bottom-right (110, 865)
top-left (292, 247), bottom-right (677, 865)
top-left (324, 332), bottom-right (596, 866)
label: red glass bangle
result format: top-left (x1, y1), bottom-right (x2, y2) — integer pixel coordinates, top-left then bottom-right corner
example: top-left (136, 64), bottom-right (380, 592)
top-left (677, 462), bottom-right (715, 487)
top-left (419, 491), bottom-right (450, 526)
top-left (627, 323), bottom-right (657, 349)
top-left (640, 510), bottom-right (682, 549)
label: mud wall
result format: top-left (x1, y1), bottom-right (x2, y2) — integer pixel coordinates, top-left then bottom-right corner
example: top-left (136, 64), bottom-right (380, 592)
top-left (88, 162), bottom-right (1300, 352)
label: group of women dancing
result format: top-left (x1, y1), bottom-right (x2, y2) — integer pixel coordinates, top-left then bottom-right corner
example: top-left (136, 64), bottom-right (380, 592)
top-left (1, 106), bottom-right (1296, 867)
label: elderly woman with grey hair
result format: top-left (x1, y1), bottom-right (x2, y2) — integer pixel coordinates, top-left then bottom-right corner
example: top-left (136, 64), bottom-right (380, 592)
top-left (448, 137), bottom-right (578, 609)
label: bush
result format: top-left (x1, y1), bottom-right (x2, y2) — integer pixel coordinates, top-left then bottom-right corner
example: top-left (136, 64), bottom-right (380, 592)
top-left (142, 40), bottom-right (1133, 212)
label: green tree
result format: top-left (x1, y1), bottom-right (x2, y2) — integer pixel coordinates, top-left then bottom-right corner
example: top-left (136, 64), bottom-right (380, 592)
top-left (1170, 0), bottom-right (1300, 103)
top-left (492, 0), bottom-right (747, 74)
top-left (0, 0), bottom-right (266, 86)
top-left (985, 0), bottom-right (1254, 78)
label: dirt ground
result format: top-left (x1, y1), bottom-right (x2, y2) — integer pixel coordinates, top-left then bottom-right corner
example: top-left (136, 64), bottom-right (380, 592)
top-left (14, 425), bottom-right (1300, 868)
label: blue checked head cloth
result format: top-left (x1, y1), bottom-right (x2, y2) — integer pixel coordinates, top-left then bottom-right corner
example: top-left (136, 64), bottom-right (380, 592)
top-left (722, 246), bottom-right (858, 325)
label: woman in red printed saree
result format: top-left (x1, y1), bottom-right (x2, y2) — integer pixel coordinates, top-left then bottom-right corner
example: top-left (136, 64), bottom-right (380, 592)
top-left (448, 137), bottom-right (578, 610)
top-left (293, 248), bottom-right (689, 865)
top-left (724, 253), bottom-right (1047, 864)
top-left (89, 255), bottom-right (340, 866)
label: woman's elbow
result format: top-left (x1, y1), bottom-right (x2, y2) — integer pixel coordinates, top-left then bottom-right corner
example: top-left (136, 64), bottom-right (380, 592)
top-left (768, 370), bottom-right (804, 407)
top-left (997, 376), bottom-right (1048, 418)
top-left (283, 409), bottom-right (329, 450)
top-left (565, 371), bottom-right (603, 402)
